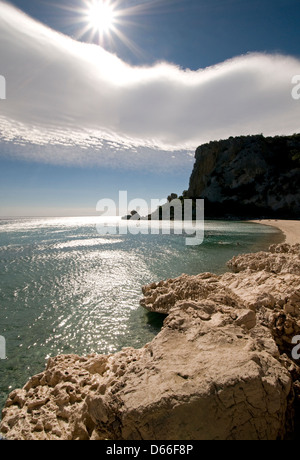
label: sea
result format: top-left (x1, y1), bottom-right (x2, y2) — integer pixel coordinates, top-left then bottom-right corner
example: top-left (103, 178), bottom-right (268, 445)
top-left (0, 216), bottom-right (283, 411)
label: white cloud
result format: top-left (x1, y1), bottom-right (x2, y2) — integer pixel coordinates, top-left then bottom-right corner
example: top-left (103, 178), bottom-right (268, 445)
top-left (0, 1), bottom-right (299, 170)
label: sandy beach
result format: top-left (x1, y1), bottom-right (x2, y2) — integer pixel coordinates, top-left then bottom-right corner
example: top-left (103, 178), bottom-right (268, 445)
top-left (248, 220), bottom-right (300, 245)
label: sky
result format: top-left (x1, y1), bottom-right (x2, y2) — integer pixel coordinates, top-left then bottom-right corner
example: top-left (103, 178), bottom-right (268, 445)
top-left (0, 0), bottom-right (299, 217)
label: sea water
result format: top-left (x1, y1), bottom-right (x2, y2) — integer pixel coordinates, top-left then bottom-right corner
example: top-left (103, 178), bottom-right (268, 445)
top-left (0, 216), bottom-right (283, 411)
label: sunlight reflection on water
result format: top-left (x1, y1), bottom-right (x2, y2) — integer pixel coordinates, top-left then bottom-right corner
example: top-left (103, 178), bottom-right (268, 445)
top-left (0, 217), bottom-right (283, 410)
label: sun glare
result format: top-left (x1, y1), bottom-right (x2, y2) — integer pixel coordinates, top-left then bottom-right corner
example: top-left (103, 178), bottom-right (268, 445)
top-left (86, 0), bottom-right (116, 34)
top-left (67, 0), bottom-right (149, 55)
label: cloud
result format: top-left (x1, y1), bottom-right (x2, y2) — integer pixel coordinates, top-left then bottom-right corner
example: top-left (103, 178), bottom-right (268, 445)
top-left (0, 1), bottom-right (299, 170)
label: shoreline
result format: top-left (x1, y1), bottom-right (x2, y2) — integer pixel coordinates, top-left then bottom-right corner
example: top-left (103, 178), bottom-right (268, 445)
top-left (247, 219), bottom-right (300, 245)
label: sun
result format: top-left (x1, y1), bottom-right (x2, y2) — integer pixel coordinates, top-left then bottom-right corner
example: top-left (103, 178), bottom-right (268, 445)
top-left (66, 0), bottom-right (148, 55)
top-left (86, 0), bottom-right (116, 35)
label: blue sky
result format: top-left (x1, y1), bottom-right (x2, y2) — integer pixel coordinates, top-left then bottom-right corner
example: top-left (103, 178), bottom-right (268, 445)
top-left (7, 0), bottom-right (300, 69)
top-left (0, 0), bottom-right (300, 217)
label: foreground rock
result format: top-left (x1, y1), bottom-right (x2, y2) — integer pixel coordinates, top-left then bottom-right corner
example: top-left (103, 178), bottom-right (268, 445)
top-left (1, 243), bottom-right (300, 440)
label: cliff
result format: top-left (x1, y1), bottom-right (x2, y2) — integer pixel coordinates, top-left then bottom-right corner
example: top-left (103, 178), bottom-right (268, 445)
top-left (1, 243), bottom-right (300, 440)
top-left (188, 134), bottom-right (300, 218)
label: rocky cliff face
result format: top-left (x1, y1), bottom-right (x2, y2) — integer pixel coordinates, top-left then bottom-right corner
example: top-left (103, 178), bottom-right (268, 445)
top-left (188, 134), bottom-right (300, 218)
top-left (1, 243), bottom-right (300, 440)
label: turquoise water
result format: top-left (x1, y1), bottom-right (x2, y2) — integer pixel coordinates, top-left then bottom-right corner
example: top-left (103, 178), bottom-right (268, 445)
top-left (0, 217), bottom-right (283, 412)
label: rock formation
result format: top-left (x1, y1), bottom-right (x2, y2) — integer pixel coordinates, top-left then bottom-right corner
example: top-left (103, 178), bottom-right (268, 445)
top-left (188, 134), bottom-right (300, 218)
top-left (1, 243), bottom-right (300, 440)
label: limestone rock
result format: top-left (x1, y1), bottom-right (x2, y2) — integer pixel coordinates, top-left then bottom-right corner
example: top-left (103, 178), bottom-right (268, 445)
top-left (187, 134), bottom-right (300, 218)
top-left (1, 244), bottom-right (300, 440)
top-left (227, 243), bottom-right (300, 275)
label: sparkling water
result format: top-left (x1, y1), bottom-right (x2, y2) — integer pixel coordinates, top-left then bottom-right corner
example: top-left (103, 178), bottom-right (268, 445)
top-left (0, 217), bottom-right (283, 411)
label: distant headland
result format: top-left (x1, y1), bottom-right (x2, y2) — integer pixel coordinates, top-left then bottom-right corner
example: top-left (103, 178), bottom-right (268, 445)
top-left (144, 134), bottom-right (300, 222)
